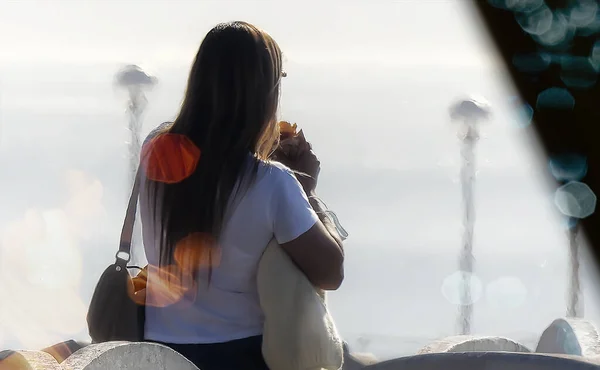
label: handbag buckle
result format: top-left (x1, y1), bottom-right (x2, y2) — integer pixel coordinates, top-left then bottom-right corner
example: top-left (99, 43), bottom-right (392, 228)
top-left (115, 251), bottom-right (131, 264)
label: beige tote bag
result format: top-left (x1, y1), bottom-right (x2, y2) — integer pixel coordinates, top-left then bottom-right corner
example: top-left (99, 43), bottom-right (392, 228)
top-left (257, 239), bottom-right (344, 370)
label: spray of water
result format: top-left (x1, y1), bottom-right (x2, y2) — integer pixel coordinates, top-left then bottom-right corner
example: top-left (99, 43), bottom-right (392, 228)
top-left (126, 88), bottom-right (146, 187)
top-left (125, 88), bottom-right (147, 267)
top-left (115, 65), bottom-right (157, 267)
top-left (566, 223), bottom-right (584, 317)
top-left (457, 121), bottom-right (479, 335)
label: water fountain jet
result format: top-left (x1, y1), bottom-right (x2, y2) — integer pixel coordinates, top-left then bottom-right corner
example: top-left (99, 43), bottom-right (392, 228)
top-left (449, 97), bottom-right (491, 335)
top-left (115, 65), bottom-right (157, 266)
top-left (566, 222), bottom-right (584, 318)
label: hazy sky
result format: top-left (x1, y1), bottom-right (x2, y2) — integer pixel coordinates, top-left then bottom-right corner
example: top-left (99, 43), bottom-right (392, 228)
top-left (1, 0), bottom-right (597, 357)
top-left (0, 0), bottom-right (492, 66)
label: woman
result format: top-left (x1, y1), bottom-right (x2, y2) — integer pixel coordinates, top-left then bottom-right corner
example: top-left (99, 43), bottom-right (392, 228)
top-left (138, 21), bottom-right (345, 369)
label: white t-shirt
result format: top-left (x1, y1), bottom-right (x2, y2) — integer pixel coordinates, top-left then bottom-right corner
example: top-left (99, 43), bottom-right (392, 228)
top-left (139, 145), bottom-right (319, 344)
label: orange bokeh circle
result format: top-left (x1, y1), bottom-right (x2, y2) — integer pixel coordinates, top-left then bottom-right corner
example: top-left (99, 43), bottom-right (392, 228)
top-left (141, 134), bottom-right (201, 184)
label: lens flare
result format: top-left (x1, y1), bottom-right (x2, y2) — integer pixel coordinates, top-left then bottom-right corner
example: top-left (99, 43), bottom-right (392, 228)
top-left (42, 340), bottom-right (84, 364)
top-left (131, 232), bottom-right (221, 308)
top-left (174, 232), bottom-right (221, 272)
top-left (141, 264), bottom-right (198, 308)
top-left (560, 56), bottom-right (598, 89)
top-left (141, 133), bottom-right (201, 184)
top-left (515, 5), bottom-right (553, 35)
top-left (536, 87), bottom-right (575, 110)
top-left (63, 170), bottom-right (105, 240)
top-left (549, 153), bottom-right (588, 182)
top-left (441, 271), bottom-right (483, 306)
top-left (554, 181), bottom-right (597, 219)
top-left (485, 276), bottom-right (528, 310)
top-left (567, 0), bottom-right (598, 28)
top-left (512, 53), bottom-right (551, 73)
top-left (0, 170), bottom-right (105, 349)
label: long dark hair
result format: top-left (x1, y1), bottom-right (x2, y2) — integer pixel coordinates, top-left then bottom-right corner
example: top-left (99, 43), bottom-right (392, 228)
top-left (145, 21), bottom-right (283, 285)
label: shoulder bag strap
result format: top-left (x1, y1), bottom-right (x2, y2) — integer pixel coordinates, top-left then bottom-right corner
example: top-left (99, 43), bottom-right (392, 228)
top-left (116, 167), bottom-right (142, 265)
top-left (115, 122), bottom-right (175, 266)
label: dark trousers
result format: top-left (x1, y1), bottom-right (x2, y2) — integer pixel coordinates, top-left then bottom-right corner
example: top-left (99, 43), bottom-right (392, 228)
top-left (152, 335), bottom-right (269, 370)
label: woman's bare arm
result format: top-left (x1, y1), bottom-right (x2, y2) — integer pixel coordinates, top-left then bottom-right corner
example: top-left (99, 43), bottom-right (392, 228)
top-left (280, 192), bottom-right (345, 291)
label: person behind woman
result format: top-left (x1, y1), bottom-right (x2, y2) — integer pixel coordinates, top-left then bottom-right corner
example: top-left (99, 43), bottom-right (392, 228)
top-left (138, 21), bottom-right (345, 370)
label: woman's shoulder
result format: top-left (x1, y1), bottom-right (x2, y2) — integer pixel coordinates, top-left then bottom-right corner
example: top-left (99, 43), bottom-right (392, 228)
top-left (251, 159), bottom-right (306, 201)
top-left (143, 122), bottom-right (173, 146)
top-left (256, 159), bottom-right (296, 182)
top-left (245, 159), bottom-right (294, 191)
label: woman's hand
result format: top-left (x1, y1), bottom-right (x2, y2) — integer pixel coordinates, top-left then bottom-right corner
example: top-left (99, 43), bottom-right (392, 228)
top-left (272, 132), bottom-right (320, 195)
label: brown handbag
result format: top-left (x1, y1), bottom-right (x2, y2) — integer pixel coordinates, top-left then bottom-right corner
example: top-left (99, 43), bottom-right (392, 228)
top-left (86, 169), bottom-right (147, 343)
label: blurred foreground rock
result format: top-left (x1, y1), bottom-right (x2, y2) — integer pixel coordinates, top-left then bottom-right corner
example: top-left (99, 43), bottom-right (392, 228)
top-left (536, 318), bottom-right (600, 358)
top-left (3, 318), bottom-right (600, 369)
top-left (0, 350), bottom-right (61, 370)
top-left (1, 342), bottom-right (198, 370)
top-left (42, 340), bottom-right (87, 364)
top-left (365, 351), bottom-right (600, 370)
top-left (417, 335), bottom-right (531, 354)
top-left (343, 342), bottom-right (378, 370)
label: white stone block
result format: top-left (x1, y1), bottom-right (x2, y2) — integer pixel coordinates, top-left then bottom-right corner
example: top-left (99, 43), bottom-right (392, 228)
top-left (417, 335), bottom-right (531, 354)
top-left (0, 350), bottom-right (61, 370)
top-left (365, 352), bottom-right (600, 370)
top-left (536, 318), bottom-right (600, 358)
top-left (61, 342), bottom-right (198, 370)
top-left (1, 342), bottom-right (198, 370)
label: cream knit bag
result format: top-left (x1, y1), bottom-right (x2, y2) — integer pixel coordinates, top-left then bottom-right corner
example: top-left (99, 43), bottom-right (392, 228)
top-left (257, 239), bottom-right (344, 370)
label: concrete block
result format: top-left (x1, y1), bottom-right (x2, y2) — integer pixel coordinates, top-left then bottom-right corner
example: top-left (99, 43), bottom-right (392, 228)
top-left (1, 342), bottom-right (198, 370)
top-left (418, 335), bottom-right (531, 354)
top-left (536, 318), bottom-right (600, 358)
top-left (364, 351), bottom-right (600, 370)
top-left (0, 350), bottom-right (61, 370)
top-left (61, 342), bottom-right (199, 370)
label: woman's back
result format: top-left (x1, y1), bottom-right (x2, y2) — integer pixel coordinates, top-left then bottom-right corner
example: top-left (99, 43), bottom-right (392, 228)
top-left (140, 145), bottom-right (319, 343)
